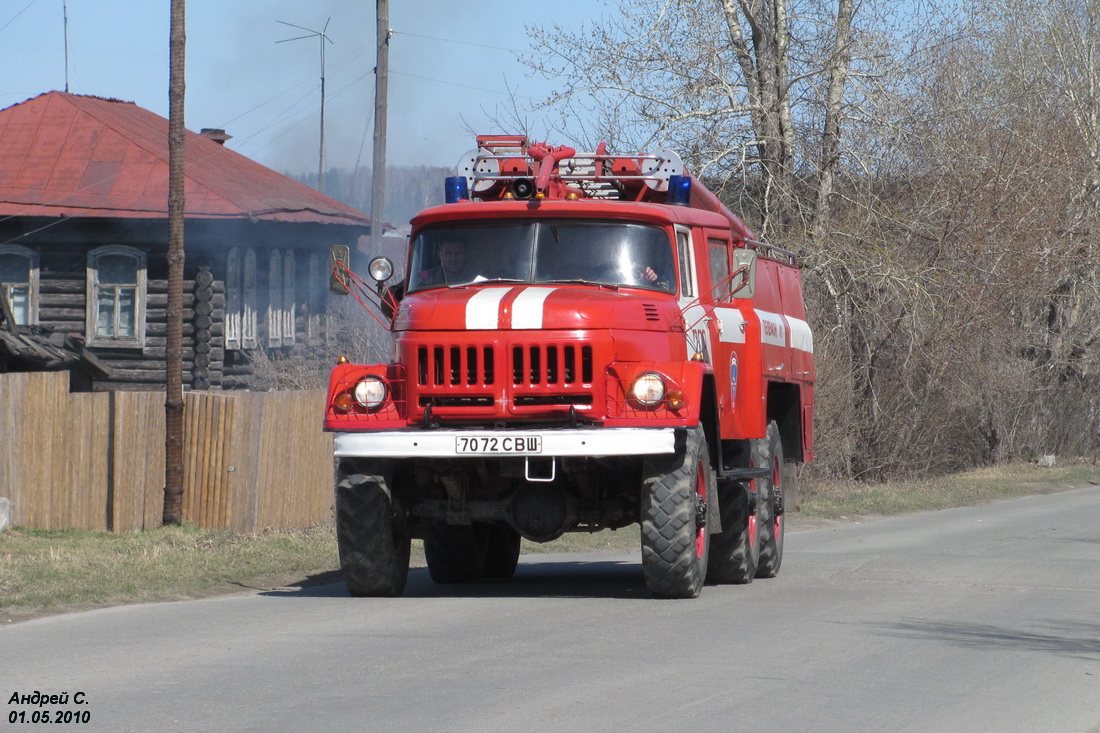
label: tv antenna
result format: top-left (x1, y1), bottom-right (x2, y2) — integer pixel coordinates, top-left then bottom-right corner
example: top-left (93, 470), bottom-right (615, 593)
top-left (63, 0), bottom-right (70, 92)
top-left (277, 18), bottom-right (334, 194)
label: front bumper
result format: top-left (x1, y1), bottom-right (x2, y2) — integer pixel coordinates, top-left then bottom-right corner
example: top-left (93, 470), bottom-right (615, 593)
top-left (333, 427), bottom-right (676, 458)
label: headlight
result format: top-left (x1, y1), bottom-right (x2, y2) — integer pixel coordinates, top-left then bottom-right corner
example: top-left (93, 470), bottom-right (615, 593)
top-left (630, 372), bottom-right (666, 407)
top-left (353, 376), bottom-right (387, 409)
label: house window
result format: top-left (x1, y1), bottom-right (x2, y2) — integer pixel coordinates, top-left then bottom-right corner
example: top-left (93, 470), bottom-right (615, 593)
top-left (86, 245), bottom-right (146, 346)
top-left (242, 248), bottom-right (258, 349)
top-left (282, 251), bottom-right (296, 346)
top-left (267, 249), bottom-right (283, 347)
top-left (225, 249), bottom-right (241, 350)
top-left (0, 245), bottom-right (38, 326)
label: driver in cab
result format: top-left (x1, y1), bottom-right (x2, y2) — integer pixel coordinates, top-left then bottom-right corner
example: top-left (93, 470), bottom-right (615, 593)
top-left (421, 238), bottom-right (472, 285)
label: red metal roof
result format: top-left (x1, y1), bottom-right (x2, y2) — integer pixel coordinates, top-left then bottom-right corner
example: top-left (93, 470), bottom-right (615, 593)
top-left (0, 91), bottom-right (371, 226)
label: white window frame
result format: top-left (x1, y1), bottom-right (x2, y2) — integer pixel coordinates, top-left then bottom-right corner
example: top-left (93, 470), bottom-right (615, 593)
top-left (307, 252), bottom-right (322, 341)
top-left (267, 249), bottom-right (283, 347)
top-left (86, 245), bottom-right (147, 347)
top-left (225, 248), bottom-right (242, 350)
top-left (674, 227), bottom-right (694, 299)
top-left (242, 248), bottom-right (258, 349)
top-left (282, 250), bottom-right (296, 346)
top-left (0, 244), bottom-right (39, 326)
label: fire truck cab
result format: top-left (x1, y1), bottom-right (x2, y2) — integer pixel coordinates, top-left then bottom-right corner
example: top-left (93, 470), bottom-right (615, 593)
top-left (325, 135), bottom-right (814, 598)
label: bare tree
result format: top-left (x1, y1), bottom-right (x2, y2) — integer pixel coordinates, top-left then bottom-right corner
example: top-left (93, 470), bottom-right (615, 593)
top-left (519, 0), bottom-right (867, 238)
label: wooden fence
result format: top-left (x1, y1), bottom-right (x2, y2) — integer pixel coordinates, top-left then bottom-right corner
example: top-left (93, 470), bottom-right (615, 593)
top-left (0, 372), bottom-right (334, 532)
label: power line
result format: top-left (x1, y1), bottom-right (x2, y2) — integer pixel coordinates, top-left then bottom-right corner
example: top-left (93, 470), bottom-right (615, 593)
top-left (390, 70), bottom-right (537, 101)
top-left (0, 0), bottom-right (38, 36)
top-left (214, 43), bottom-right (371, 131)
top-left (390, 30), bottom-right (529, 56)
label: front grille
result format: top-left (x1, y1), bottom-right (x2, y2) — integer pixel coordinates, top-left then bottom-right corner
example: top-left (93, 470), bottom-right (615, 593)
top-left (511, 344), bottom-right (593, 386)
top-left (514, 394), bottom-right (592, 407)
top-left (408, 338), bottom-right (599, 419)
top-left (416, 345), bottom-right (495, 386)
top-left (419, 395), bottom-right (494, 408)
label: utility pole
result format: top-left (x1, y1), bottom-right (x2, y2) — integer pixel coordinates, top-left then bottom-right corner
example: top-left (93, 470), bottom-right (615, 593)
top-left (370, 0), bottom-right (389, 254)
top-left (277, 19), bottom-right (333, 194)
top-left (163, 0), bottom-right (186, 525)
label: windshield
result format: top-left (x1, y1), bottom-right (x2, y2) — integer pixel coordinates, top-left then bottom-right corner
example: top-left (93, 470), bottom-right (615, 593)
top-left (407, 220), bottom-right (677, 294)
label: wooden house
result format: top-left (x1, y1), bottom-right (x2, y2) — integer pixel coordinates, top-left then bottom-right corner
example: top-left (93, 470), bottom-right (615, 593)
top-left (0, 91), bottom-right (375, 390)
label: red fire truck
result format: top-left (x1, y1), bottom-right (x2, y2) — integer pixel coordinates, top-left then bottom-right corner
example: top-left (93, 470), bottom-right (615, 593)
top-left (325, 135), bottom-right (814, 598)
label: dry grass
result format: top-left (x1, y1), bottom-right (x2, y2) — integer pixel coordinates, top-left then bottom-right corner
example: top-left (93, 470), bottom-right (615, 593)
top-left (0, 524), bottom-right (339, 624)
top-left (799, 462), bottom-right (1100, 519)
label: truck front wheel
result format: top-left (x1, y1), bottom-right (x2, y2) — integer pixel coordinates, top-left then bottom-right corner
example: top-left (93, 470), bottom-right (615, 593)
top-left (640, 426), bottom-right (712, 598)
top-left (335, 463), bottom-right (411, 597)
top-left (483, 526), bottom-right (522, 578)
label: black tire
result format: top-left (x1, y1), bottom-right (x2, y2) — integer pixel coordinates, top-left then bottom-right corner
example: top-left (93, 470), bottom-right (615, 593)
top-left (424, 524), bottom-right (488, 583)
top-left (640, 426), bottom-right (713, 598)
top-left (335, 464), bottom-right (411, 597)
top-left (483, 526), bottom-right (522, 578)
top-left (755, 421), bottom-right (786, 578)
top-left (706, 478), bottom-right (759, 584)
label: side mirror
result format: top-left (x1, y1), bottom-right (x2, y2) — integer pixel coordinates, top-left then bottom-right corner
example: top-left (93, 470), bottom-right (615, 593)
top-left (329, 245), bottom-right (351, 295)
top-left (731, 248), bottom-right (757, 299)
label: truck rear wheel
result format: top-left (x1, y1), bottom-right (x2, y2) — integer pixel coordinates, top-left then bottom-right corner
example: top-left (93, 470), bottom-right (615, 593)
top-left (640, 426), bottom-right (712, 598)
top-left (483, 526), bottom-right (522, 578)
top-left (706, 479), bottom-right (758, 584)
top-left (424, 524), bottom-right (488, 583)
top-left (755, 421), bottom-right (786, 578)
top-left (335, 464), bottom-right (411, 597)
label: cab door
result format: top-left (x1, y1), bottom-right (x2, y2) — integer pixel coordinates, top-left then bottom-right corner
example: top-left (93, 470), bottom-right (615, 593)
top-left (699, 229), bottom-right (744, 436)
top-left (675, 225), bottom-right (714, 367)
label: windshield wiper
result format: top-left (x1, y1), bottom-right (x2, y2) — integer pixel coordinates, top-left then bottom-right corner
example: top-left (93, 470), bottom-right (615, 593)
top-left (448, 278), bottom-right (528, 289)
top-left (544, 279), bottom-right (620, 290)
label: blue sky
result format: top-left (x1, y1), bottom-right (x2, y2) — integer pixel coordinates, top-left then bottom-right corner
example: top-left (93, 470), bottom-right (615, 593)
top-left (0, 0), bottom-right (606, 173)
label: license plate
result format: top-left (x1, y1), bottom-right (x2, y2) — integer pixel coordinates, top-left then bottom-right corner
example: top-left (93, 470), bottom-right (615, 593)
top-left (455, 435), bottom-right (543, 455)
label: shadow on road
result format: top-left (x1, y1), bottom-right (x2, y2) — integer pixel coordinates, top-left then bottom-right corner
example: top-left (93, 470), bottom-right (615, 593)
top-left (261, 556), bottom-right (653, 600)
top-left (868, 617), bottom-right (1100, 660)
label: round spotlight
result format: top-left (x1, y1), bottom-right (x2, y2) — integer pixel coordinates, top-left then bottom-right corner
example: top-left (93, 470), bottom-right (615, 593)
top-left (368, 257), bottom-right (394, 283)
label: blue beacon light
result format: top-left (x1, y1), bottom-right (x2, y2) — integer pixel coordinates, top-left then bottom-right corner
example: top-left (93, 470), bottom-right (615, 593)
top-left (666, 174), bottom-right (692, 206)
top-left (445, 176), bottom-right (470, 204)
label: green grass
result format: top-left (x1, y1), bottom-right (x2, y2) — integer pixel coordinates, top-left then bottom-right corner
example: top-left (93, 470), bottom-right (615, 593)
top-left (2, 462), bottom-right (1097, 622)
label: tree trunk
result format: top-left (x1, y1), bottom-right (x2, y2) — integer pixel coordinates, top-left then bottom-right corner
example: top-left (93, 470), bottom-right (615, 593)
top-left (812, 0), bottom-right (854, 241)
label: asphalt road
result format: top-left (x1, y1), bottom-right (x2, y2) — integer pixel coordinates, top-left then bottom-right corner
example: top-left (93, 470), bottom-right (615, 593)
top-left (3, 486), bottom-right (1099, 732)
